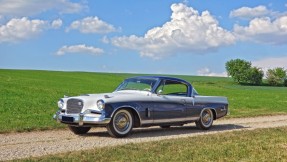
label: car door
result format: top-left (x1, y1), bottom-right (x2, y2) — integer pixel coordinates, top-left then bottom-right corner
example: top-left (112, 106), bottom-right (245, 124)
top-left (151, 79), bottom-right (189, 123)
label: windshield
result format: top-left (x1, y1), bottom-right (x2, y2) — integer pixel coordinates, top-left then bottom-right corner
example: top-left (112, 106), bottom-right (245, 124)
top-left (116, 78), bottom-right (157, 92)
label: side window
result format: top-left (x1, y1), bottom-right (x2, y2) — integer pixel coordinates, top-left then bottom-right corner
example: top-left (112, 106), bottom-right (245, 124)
top-left (156, 80), bottom-right (188, 97)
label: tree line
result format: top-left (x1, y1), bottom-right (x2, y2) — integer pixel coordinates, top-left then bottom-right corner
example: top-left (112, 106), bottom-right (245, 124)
top-left (226, 59), bottom-right (287, 86)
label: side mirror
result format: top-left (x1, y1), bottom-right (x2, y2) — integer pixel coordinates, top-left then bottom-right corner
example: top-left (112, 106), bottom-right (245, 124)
top-left (157, 90), bottom-right (163, 96)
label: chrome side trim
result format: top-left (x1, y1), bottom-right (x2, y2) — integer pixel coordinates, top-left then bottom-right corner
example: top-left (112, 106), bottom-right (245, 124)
top-left (141, 119), bottom-right (154, 124)
top-left (185, 116), bottom-right (200, 121)
top-left (153, 117), bottom-right (199, 124)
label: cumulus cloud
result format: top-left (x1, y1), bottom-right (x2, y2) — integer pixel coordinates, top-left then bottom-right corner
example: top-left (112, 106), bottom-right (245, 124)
top-left (51, 19), bottom-right (63, 29)
top-left (0, 0), bottom-right (85, 17)
top-left (0, 17), bottom-right (64, 43)
top-left (110, 3), bottom-right (235, 59)
top-left (197, 67), bottom-right (227, 77)
top-left (234, 16), bottom-right (287, 45)
top-left (67, 16), bottom-right (117, 34)
top-left (230, 5), bottom-right (271, 19)
top-left (56, 44), bottom-right (104, 56)
top-left (0, 17), bottom-right (47, 43)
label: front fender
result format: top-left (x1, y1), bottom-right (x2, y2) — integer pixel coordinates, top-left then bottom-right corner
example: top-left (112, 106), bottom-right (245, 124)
top-left (105, 102), bottom-right (144, 127)
top-left (105, 102), bottom-right (141, 117)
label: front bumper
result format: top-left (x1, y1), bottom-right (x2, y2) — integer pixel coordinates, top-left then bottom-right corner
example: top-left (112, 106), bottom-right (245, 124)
top-left (53, 110), bottom-right (111, 126)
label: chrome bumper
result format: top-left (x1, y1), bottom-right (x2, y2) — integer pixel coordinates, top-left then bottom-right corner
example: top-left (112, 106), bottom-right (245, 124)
top-left (53, 110), bottom-right (111, 126)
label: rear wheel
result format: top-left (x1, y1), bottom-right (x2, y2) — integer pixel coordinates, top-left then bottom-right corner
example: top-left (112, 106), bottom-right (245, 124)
top-left (68, 126), bottom-right (91, 135)
top-left (196, 109), bottom-right (213, 130)
top-left (107, 109), bottom-right (133, 138)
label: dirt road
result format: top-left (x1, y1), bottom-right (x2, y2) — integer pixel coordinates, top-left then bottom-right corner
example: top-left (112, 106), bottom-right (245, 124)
top-left (1, 115), bottom-right (287, 161)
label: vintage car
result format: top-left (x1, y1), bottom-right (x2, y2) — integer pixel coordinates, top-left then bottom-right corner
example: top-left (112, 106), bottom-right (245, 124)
top-left (54, 76), bottom-right (228, 137)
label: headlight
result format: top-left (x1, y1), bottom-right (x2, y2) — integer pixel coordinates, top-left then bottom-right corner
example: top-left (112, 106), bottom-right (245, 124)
top-left (57, 99), bottom-right (64, 109)
top-left (97, 100), bottom-right (105, 110)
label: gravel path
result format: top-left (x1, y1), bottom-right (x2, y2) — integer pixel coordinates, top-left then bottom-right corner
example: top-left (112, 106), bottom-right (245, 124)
top-left (1, 115), bottom-right (287, 161)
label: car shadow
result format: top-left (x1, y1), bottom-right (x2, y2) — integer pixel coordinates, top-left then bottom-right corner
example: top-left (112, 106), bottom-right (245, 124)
top-left (129, 124), bottom-right (246, 139)
top-left (82, 123), bottom-right (247, 138)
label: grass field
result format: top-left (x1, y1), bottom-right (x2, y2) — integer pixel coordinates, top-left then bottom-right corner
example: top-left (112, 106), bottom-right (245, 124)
top-left (25, 126), bottom-right (287, 161)
top-left (1, 69), bottom-right (287, 133)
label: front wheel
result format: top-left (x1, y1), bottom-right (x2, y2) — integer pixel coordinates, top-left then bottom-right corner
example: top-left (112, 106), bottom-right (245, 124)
top-left (107, 109), bottom-right (133, 138)
top-left (196, 109), bottom-right (214, 130)
top-left (68, 126), bottom-right (91, 135)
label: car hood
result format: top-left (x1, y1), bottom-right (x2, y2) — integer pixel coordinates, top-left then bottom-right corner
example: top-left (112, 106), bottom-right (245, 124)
top-left (63, 90), bottom-right (152, 111)
top-left (81, 90), bottom-right (151, 101)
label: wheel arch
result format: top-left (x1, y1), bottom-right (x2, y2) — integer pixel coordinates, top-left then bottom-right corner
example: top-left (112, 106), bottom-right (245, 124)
top-left (111, 106), bottom-right (141, 127)
top-left (200, 107), bottom-right (217, 120)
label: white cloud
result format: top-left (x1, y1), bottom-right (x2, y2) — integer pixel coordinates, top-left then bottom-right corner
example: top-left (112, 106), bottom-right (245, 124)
top-left (51, 19), bottom-right (63, 29)
top-left (252, 56), bottom-right (287, 72)
top-left (0, 17), bottom-right (47, 43)
top-left (234, 16), bottom-right (287, 45)
top-left (110, 3), bottom-right (235, 59)
top-left (56, 44), bottom-right (104, 56)
top-left (0, 17), bottom-right (64, 43)
top-left (230, 5), bottom-right (271, 19)
top-left (197, 67), bottom-right (227, 77)
top-left (67, 16), bottom-right (116, 34)
top-left (0, 0), bottom-right (85, 17)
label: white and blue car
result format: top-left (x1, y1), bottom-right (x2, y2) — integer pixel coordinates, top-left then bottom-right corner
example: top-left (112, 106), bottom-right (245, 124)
top-left (54, 76), bottom-right (228, 138)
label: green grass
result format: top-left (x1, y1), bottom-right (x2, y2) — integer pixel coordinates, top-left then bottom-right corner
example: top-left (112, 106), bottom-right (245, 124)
top-left (1, 69), bottom-right (287, 133)
top-left (24, 127), bottom-right (287, 161)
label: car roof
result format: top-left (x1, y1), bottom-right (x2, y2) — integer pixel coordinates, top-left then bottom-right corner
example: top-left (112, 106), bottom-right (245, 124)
top-left (127, 76), bottom-right (191, 85)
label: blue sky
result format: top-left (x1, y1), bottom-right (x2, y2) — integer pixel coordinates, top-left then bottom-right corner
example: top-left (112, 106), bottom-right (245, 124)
top-left (1, 0), bottom-right (287, 76)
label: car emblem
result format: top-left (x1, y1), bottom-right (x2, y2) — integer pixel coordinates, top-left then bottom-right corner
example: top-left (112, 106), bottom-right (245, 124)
top-left (78, 102), bottom-right (82, 106)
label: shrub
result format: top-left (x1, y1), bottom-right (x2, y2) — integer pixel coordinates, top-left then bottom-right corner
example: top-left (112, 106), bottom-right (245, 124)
top-left (266, 68), bottom-right (287, 86)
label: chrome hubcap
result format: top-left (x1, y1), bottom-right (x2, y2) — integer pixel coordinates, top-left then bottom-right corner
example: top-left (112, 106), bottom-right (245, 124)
top-left (202, 110), bottom-right (212, 126)
top-left (115, 112), bottom-right (130, 132)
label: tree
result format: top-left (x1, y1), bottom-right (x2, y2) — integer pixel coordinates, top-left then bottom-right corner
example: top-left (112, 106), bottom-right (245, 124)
top-left (266, 68), bottom-right (287, 86)
top-left (225, 59), bottom-right (252, 84)
top-left (225, 59), bottom-right (263, 85)
top-left (247, 67), bottom-right (264, 85)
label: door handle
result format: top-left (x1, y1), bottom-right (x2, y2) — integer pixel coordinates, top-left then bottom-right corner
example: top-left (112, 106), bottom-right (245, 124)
top-left (181, 99), bottom-right (186, 104)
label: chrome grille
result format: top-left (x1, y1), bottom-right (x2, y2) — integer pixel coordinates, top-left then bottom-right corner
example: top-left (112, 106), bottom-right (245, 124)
top-left (66, 99), bottom-right (83, 114)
